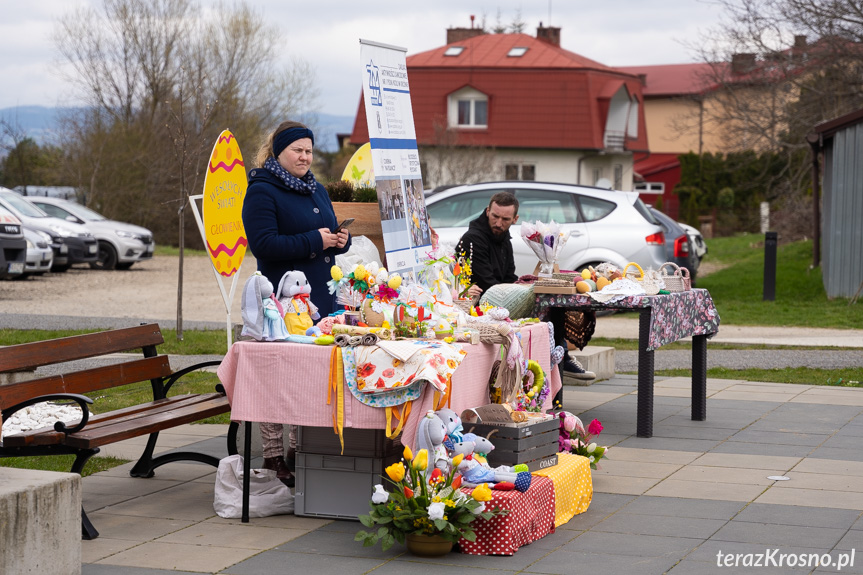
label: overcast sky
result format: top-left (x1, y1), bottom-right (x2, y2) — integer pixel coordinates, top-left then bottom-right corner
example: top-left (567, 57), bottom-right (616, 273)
top-left (1, 0), bottom-right (724, 117)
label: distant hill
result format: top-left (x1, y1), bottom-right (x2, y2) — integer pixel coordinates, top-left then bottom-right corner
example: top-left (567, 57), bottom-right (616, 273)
top-left (0, 106), bottom-right (355, 153)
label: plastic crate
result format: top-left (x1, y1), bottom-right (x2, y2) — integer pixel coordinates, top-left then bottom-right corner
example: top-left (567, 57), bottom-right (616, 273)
top-left (294, 452), bottom-right (401, 519)
top-left (296, 426), bottom-right (402, 458)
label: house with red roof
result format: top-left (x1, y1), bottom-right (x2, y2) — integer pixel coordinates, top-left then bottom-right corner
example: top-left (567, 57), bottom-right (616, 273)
top-left (350, 25), bottom-right (649, 192)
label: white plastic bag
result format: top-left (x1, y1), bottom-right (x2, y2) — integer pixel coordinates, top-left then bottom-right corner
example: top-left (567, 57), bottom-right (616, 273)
top-left (213, 454), bottom-right (294, 518)
top-left (335, 235), bottom-right (381, 271)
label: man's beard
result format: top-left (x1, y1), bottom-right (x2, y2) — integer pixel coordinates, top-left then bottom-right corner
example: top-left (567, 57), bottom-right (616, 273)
top-left (491, 227), bottom-right (507, 238)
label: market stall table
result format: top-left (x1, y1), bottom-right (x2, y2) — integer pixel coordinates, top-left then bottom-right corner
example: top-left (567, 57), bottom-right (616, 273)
top-left (217, 322), bottom-right (561, 522)
top-left (535, 289), bottom-right (720, 438)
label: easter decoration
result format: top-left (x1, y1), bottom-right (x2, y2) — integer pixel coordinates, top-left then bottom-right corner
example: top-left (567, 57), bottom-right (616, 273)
top-left (240, 272), bottom-right (289, 342)
top-left (277, 270), bottom-right (320, 335)
top-left (520, 220), bottom-right (570, 277)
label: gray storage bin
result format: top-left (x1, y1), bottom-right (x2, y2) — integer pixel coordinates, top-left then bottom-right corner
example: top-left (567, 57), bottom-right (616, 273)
top-left (297, 426), bottom-right (402, 458)
top-left (294, 452), bottom-right (401, 519)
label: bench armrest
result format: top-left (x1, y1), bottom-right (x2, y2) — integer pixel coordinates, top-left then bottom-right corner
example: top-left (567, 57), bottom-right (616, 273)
top-left (162, 359), bottom-right (223, 395)
top-left (2, 393), bottom-right (94, 435)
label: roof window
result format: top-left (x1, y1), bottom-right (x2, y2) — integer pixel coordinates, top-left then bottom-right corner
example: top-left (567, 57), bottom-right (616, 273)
top-left (444, 46), bottom-right (465, 56)
top-left (507, 47), bottom-right (528, 57)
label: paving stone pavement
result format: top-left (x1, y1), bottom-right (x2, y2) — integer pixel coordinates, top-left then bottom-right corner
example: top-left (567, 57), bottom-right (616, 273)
top-left (72, 374), bottom-right (863, 575)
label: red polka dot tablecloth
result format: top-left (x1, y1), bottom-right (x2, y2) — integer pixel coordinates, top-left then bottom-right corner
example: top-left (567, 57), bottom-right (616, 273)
top-left (457, 475), bottom-right (556, 556)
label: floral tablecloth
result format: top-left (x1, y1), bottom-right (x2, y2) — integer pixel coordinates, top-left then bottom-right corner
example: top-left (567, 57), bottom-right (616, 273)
top-left (535, 288), bottom-right (720, 351)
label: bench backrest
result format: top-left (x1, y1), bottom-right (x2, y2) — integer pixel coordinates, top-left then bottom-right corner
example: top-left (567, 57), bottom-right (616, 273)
top-left (0, 323), bottom-right (164, 373)
top-left (0, 324), bottom-right (171, 410)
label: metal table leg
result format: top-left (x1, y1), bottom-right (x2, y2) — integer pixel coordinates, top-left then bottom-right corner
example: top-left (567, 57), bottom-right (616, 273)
top-left (242, 420), bottom-right (251, 523)
top-left (692, 334), bottom-right (708, 421)
top-left (637, 308), bottom-right (655, 438)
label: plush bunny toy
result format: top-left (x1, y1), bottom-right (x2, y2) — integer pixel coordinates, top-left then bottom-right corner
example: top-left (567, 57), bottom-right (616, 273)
top-left (415, 410), bottom-right (450, 479)
top-left (277, 270), bottom-right (321, 335)
top-left (241, 272), bottom-right (290, 342)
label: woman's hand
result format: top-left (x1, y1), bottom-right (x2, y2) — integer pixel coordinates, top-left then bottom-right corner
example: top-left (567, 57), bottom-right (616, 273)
top-left (319, 228), bottom-right (340, 249)
top-left (336, 229), bottom-right (350, 249)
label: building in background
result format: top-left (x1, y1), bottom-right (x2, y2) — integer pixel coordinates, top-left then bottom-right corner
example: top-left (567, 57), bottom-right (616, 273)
top-left (350, 25), bottom-right (649, 192)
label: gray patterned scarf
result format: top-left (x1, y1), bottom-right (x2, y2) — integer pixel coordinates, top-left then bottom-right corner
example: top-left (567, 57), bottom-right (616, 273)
top-left (264, 156), bottom-right (317, 195)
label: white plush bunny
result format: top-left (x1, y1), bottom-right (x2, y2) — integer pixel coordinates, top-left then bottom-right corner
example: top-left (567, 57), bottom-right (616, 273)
top-left (277, 270), bottom-right (320, 335)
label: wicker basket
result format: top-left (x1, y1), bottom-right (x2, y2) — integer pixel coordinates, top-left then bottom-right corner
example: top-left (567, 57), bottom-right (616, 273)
top-left (659, 262), bottom-right (691, 292)
top-left (622, 262), bottom-right (644, 281)
top-left (453, 298), bottom-right (477, 313)
top-left (552, 271), bottom-right (579, 284)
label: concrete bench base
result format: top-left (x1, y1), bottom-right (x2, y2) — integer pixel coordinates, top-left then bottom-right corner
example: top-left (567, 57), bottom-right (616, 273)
top-left (0, 467), bottom-right (81, 575)
top-left (564, 346), bottom-right (615, 385)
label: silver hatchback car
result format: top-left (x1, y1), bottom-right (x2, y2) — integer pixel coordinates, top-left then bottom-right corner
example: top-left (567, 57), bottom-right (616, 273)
top-left (426, 181), bottom-right (666, 276)
top-left (29, 197), bottom-right (154, 270)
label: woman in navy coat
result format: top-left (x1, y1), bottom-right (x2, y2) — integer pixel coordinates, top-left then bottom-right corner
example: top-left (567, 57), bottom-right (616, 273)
top-left (242, 120), bottom-right (352, 485)
top-left (243, 120), bottom-right (351, 319)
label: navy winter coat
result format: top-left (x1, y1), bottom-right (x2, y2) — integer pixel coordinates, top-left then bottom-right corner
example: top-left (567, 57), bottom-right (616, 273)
top-left (242, 168), bottom-right (351, 318)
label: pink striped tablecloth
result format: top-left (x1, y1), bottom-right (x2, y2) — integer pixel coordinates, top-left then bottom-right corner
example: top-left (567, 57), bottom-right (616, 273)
top-left (217, 322), bottom-right (561, 449)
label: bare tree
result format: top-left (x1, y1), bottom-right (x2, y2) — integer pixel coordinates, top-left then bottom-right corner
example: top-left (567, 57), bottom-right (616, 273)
top-left (52, 0), bottom-right (320, 247)
top-left (421, 118), bottom-right (499, 188)
top-left (676, 0), bottom-right (863, 236)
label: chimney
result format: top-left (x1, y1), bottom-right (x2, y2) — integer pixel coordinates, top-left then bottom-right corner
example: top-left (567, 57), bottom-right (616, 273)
top-left (536, 23), bottom-right (561, 47)
top-left (731, 53), bottom-right (756, 75)
top-left (447, 27), bottom-right (484, 44)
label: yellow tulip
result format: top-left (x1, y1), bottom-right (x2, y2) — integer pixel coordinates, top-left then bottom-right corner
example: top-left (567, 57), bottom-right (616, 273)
top-left (385, 462), bottom-right (406, 482)
top-left (451, 453), bottom-right (464, 467)
top-left (472, 483), bottom-right (492, 502)
top-left (412, 449), bottom-right (428, 471)
top-left (403, 445), bottom-right (413, 462)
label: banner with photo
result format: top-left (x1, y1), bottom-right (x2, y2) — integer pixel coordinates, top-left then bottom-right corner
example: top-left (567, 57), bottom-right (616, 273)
top-left (359, 39), bottom-right (431, 282)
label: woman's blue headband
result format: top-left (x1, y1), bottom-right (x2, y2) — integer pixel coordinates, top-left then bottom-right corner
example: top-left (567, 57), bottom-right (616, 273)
top-left (273, 127), bottom-right (315, 157)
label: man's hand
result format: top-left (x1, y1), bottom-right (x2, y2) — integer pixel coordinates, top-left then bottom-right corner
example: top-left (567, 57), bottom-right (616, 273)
top-left (467, 284), bottom-right (483, 298)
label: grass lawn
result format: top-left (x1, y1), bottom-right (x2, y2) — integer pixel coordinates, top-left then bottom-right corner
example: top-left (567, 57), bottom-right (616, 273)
top-left (696, 234), bottom-right (862, 328)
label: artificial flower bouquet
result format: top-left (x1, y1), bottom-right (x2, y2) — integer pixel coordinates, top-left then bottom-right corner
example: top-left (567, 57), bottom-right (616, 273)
top-left (520, 220), bottom-right (570, 277)
top-left (557, 413), bottom-right (609, 470)
top-left (356, 445), bottom-right (506, 551)
top-left (452, 249), bottom-right (473, 300)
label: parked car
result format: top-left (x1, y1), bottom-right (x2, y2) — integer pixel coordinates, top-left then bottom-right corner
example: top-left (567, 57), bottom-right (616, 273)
top-left (679, 222), bottom-right (708, 261)
top-left (0, 188), bottom-right (96, 272)
top-left (0, 205), bottom-right (27, 279)
top-left (647, 206), bottom-right (699, 285)
top-left (29, 196), bottom-right (154, 270)
top-left (21, 225), bottom-right (54, 276)
top-left (426, 181), bottom-right (666, 276)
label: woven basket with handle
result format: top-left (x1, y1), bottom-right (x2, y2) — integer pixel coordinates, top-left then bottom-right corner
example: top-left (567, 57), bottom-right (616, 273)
top-left (623, 261), bottom-right (660, 295)
top-left (659, 262), bottom-right (691, 292)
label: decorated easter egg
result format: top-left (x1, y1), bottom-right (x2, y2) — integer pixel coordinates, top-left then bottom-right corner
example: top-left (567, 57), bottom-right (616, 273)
top-left (203, 130), bottom-right (247, 277)
top-left (340, 142), bottom-right (375, 187)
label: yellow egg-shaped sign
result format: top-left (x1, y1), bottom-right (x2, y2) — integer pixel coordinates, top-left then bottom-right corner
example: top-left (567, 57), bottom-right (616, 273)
top-left (203, 130), bottom-right (247, 277)
top-left (341, 141), bottom-right (375, 187)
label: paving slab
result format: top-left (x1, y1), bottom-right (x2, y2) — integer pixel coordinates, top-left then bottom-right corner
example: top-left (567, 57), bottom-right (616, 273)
top-left (732, 503), bottom-right (860, 529)
top-left (710, 521), bottom-right (847, 549)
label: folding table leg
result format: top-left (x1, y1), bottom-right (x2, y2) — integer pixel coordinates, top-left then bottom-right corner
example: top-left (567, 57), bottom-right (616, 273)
top-left (243, 421), bottom-right (251, 523)
top-left (692, 334), bottom-right (708, 421)
top-left (636, 309), bottom-right (655, 438)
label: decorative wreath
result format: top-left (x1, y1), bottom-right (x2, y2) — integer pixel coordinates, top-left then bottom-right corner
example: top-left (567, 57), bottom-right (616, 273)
top-left (517, 360), bottom-right (549, 413)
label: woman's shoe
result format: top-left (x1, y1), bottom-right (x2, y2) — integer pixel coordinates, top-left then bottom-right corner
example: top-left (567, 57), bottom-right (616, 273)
top-left (262, 456), bottom-right (295, 488)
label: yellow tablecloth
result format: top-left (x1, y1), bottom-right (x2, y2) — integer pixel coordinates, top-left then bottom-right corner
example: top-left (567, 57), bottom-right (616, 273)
top-left (532, 452), bottom-right (593, 527)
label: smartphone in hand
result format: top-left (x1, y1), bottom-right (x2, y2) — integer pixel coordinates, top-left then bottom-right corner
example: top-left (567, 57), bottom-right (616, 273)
top-left (333, 218), bottom-right (355, 234)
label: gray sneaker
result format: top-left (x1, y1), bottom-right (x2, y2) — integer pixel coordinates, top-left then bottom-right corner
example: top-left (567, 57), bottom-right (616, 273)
top-left (562, 355), bottom-right (596, 380)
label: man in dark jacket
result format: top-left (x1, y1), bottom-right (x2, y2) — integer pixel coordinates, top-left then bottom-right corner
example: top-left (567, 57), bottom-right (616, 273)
top-left (455, 192), bottom-right (519, 297)
top-left (456, 192), bottom-right (595, 391)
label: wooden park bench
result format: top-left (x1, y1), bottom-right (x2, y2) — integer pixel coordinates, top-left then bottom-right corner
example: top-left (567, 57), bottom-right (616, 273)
top-left (0, 323), bottom-right (237, 539)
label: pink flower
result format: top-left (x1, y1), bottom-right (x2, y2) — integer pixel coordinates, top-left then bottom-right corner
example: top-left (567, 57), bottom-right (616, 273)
top-left (588, 419), bottom-right (603, 436)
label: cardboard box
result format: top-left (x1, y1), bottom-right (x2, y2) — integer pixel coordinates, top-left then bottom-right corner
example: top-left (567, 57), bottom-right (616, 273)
top-left (533, 285), bottom-right (579, 295)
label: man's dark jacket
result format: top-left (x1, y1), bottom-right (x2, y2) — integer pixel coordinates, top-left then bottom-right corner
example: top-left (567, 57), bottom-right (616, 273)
top-left (456, 211), bottom-right (517, 293)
